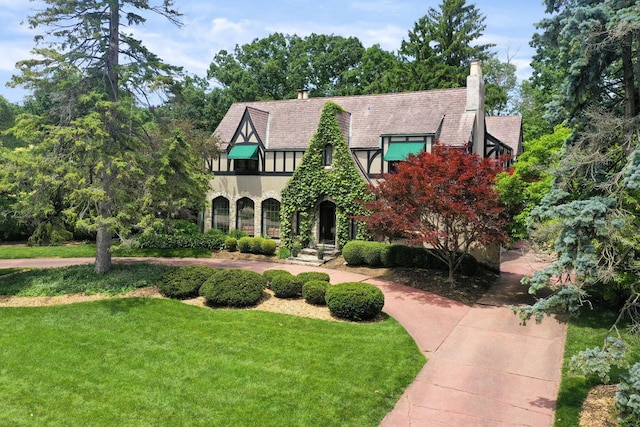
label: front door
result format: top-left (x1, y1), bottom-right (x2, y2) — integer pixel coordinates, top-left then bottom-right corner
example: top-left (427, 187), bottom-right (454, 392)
top-left (319, 201), bottom-right (336, 244)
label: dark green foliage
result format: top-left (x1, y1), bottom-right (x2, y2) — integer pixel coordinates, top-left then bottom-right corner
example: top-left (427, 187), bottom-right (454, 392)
top-left (249, 237), bottom-right (264, 254)
top-left (155, 266), bottom-right (214, 299)
top-left (342, 240), bottom-right (365, 265)
top-left (303, 280), bottom-right (329, 305)
top-left (361, 242), bottom-right (382, 267)
top-left (237, 237), bottom-right (252, 253)
top-left (380, 244), bottom-right (400, 267)
top-left (325, 282), bottom-right (385, 321)
top-left (137, 233), bottom-right (224, 251)
top-left (297, 272), bottom-right (331, 284)
top-left (394, 245), bottom-right (415, 268)
top-left (205, 228), bottom-right (227, 239)
top-left (270, 274), bottom-right (305, 299)
top-left (458, 254), bottom-right (479, 276)
top-left (262, 269), bottom-right (293, 288)
top-left (260, 239), bottom-right (277, 255)
top-left (199, 269), bottom-right (266, 307)
top-left (224, 237), bottom-right (237, 252)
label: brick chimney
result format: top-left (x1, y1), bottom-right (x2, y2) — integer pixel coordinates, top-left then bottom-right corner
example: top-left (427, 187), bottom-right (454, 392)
top-left (466, 59), bottom-right (485, 156)
top-left (297, 89), bottom-right (309, 100)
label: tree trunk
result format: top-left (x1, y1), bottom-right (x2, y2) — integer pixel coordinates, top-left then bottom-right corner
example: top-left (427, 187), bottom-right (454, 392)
top-left (621, 34), bottom-right (636, 118)
top-left (94, 212), bottom-right (112, 274)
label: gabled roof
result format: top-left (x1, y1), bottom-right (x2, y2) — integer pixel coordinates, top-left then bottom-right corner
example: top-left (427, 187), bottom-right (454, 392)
top-left (486, 115), bottom-right (523, 156)
top-left (214, 88), bottom-right (474, 150)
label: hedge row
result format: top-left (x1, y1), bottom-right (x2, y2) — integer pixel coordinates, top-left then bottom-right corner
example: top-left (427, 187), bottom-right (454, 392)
top-left (342, 240), bottom-right (478, 275)
top-left (237, 237), bottom-right (277, 255)
top-left (138, 233), bottom-right (226, 251)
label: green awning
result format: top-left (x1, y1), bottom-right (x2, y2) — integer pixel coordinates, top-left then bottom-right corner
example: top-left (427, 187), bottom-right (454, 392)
top-left (383, 142), bottom-right (425, 161)
top-left (227, 144), bottom-right (259, 160)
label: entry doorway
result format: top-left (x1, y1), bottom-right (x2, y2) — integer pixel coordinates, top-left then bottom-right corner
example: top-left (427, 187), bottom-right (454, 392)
top-left (319, 201), bottom-right (336, 244)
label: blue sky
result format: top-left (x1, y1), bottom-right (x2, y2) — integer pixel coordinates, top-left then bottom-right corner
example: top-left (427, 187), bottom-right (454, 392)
top-left (0, 0), bottom-right (548, 104)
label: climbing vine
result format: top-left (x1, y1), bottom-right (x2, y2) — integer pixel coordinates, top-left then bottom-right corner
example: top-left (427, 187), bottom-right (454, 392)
top-left (280, 101), bottom-right (371, 249)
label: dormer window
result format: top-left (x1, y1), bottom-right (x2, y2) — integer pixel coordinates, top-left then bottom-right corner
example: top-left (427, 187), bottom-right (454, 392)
top-left (323, 144), bottom-right (333, 167)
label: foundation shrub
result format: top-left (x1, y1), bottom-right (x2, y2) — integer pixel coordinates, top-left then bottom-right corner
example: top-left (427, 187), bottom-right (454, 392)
top-left (237, 237), bottom-right (252, 253)
top-left (297, 272), bottom-right (331, 283)
top-left (224, 237), bottom-right (237, 252)
top-left (277, 247), bottom-right (291, 259)
top-left (227, 229), bottom-right (248, 239)
top-left (250, 237), bottom-right (264, 254)
top-left (458, 253), bottom-right (479, 275)
top-left (156, 266), bottom-right (214, 299)
top-left (270, 274), bottom-right (305, 299)
top-left (260, 239), bottom-right (277, 255)
top-left (342, 240), bottom-right (366, 265)
top-left (380, 244), bottom-right (400, 267)
top-left (393, 245), bottom-right (415, 268)
top-left (361, 241), bottom-right (383, 266)
top-left (199, 269), bottom-right (266, 307)
top-left (303, 280), bottom-right (329, 305)
top-left (325, 282), bottom-right (384, 321)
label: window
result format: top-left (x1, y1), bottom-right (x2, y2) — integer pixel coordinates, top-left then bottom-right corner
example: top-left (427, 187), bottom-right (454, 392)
top-left (236, 198), bottom-right (255, 236)
top-left (212, 197), bottom-right (230, 233)
top-left (262, 198), bottom-right (281, 238)
top-left (387, 161), bottom-right (400, 173)
top-left (234, 159), bottom-right (259, 173)
top-left (323, 144), bottom-right (333, 167)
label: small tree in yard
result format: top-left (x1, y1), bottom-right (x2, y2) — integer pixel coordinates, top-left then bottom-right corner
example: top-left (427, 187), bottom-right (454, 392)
top-left (360, 144), bottom-right (507, 283)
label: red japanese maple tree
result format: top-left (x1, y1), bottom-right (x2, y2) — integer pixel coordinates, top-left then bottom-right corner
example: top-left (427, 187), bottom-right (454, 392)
top-left (361, 144), bottom-right (508, 283)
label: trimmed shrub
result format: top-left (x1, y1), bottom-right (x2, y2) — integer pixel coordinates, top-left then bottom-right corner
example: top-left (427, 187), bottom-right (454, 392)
top-left (261, 239), bottom-right (277, 255)
top-left (410, 247), bottom-right (431, 269)
top-left (458, 253), bottom-right (479, 275)
top-left (297, 271), bottom-right (331, 284)
top-left (250, 237), bottom-right (264, 254)
top-left (270, 274), bottom-right (305, 299)
top-left (394, 245), bottom-right (415, 268)
top-left (380, 244), bottom-right (400, 267)
top-left (238, 237), bottom-right (252, 253)
top-left (225, 237), bottom-right (237, 252)
top-left (303, 280), bottom-right (329, 305)
top-left (342, 240), bottom-right (366, 265)
top-left (362, 241), bottom-right (382, 266)
top-left (156, 266), bottom-right (214, 299)
top-left (325, 282), bottom-right (384, 321)
top-left (262, 269), bottom-right (293, 288)
top-left (205, 228), bottom-right (227, 240)
top-left (137, 233), bottom-right (225, 250)
top-left (199, 269), bottom-right (266, 307)
top-left (277, 247), bottom-right (291, 259)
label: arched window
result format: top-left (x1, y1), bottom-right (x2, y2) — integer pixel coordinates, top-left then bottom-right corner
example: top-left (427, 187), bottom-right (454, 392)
top-left (236, 198), bottom-right (255, 236)
top-left (212, 197), bottom-right (230, 233)
top-left (262, 199), bottom-right (281, 238)
top-left (323, 144), bottom-right (333, 167)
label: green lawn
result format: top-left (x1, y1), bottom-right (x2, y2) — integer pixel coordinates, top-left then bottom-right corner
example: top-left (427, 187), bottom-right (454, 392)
top-left (0, 243), bottom-right (212, 259)
top-left (0, 299), bottom-right (424, 426)
top-left (554, 307), bottom-right (640, 427)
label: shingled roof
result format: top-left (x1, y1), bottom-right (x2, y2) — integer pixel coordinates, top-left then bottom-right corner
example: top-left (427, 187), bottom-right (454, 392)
top-left (214, 88), bottom-right (476, 150)
top-left (486, 115), bottom-right (523, 157)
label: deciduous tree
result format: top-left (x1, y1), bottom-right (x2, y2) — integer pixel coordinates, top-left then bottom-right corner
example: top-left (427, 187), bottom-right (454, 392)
top-left (360, 145), bottom-right (508, 283)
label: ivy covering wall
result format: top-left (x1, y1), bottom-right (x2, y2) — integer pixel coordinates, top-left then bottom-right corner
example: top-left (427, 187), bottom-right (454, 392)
top-left (280, 101), bottom-right (371, 249)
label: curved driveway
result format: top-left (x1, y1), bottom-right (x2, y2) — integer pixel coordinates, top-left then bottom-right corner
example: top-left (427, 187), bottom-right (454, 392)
top-left (0, 247), bottom-right (565, 426)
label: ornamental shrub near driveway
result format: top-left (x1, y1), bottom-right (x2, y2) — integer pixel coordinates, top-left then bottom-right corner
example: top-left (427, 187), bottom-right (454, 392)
top-left (303, 280), bottom-right (329, 305)
top-left (270, 274), bottom-right (305, 299)
top-left (326, 282), bottom-right (384, 321)
top-left (297, 271), bottom-right (331, 283)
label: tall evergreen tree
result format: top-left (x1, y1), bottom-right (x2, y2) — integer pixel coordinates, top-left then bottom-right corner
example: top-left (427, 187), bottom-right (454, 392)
top-left (6, 1), bottom-right (207, 273)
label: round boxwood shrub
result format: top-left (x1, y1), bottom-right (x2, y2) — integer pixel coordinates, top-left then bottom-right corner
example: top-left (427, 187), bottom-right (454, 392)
top-left (156, 266), bottom-right (214, 299)
top-left (237, 237), bottom-right (252, 253)
top-left (342, 240), bottom-right (365, 265)
top-left (302, 280), bottom-right (329, 305)
top-left (362, 241), bottom-right (382, 266)
top-left (380, 244), bottom-right (399, 267)
top-left (250, 237), bottom-right (264, 254)
top-left (270, 274), bottom-right (305, 299)
top-left (297, 271), bottom-right (331, 283)
top-left (199, 269), bottom-right (266, 307)
top-left (262, 269), bottom-right (293, 288)
top-left (261, 239), bottom-right (277, 255)
top-left (325, 282), bottom-right (384, 321)
top-left (225, 237), bottom-right (237, 252)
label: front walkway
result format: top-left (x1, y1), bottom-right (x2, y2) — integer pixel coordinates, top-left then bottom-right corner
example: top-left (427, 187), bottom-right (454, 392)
top-left (0, 247), bottom-right (566, 426)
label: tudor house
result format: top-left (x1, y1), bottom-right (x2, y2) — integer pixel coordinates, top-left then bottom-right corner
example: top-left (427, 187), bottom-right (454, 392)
top-left (204, 60), bottom-right (523, 253)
